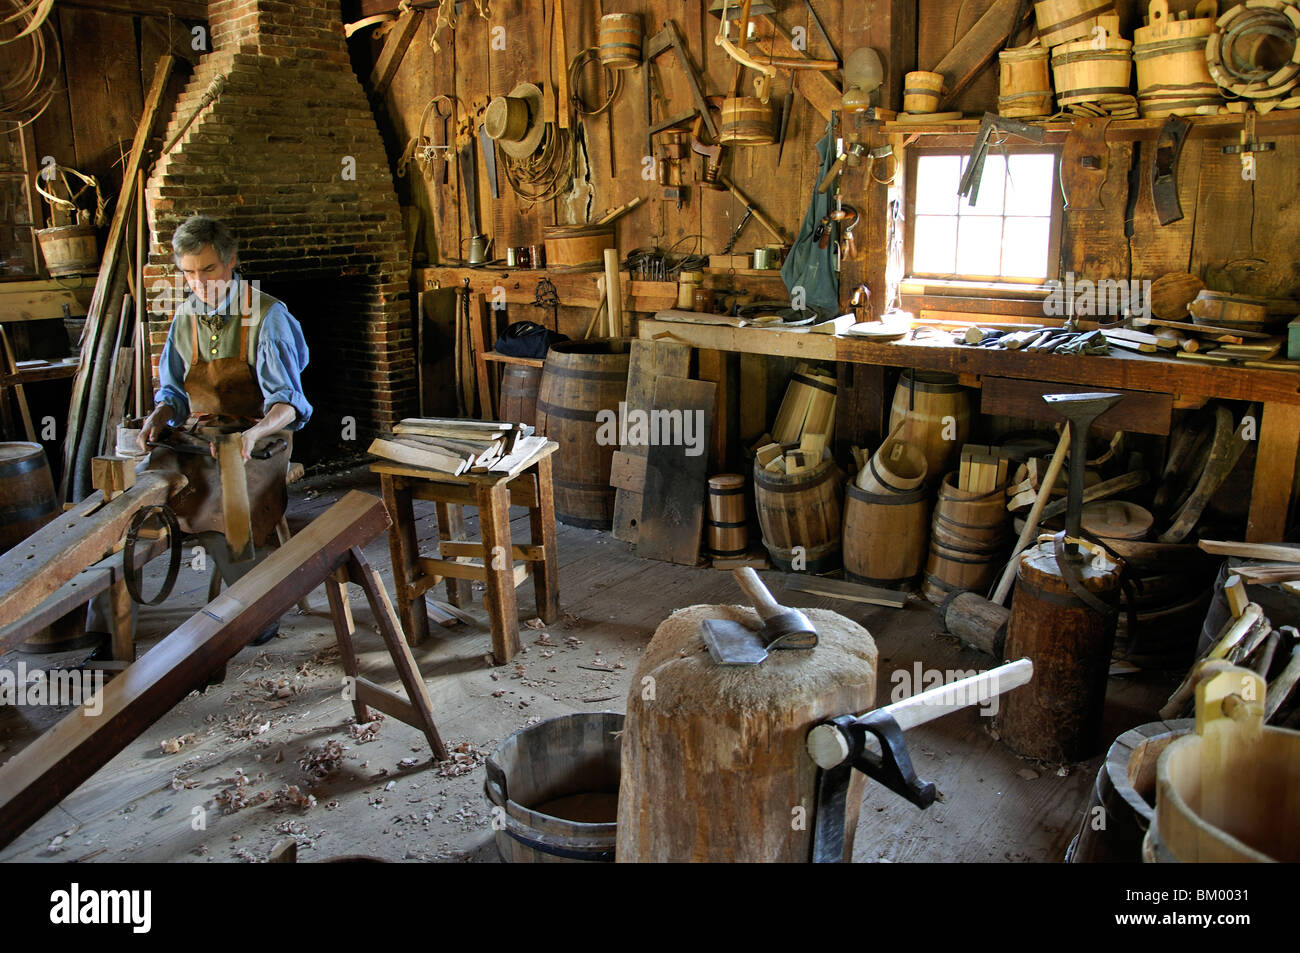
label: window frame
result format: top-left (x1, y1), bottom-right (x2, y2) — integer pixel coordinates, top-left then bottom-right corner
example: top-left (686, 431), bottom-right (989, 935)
top-left (903, 142), bottom-right (1065, 287)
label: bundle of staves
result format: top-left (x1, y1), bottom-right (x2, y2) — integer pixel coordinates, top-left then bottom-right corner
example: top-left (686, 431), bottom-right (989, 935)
top-left (770, 362), bottom-right (836, 446)
top-left (368, 418), bottom-right (546, 475)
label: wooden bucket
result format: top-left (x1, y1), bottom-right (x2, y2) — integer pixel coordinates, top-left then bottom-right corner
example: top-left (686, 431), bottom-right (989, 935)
top-left (535, 339), bottom-right (631, 529)
top-left (903, 71), bottom-right (946, 113)
top-left (753, 454), bottom-right (843, 573)
top-left (719, 97), bottom-right (775, 144)
top-left (0, 442), bottom-right (58, 554)
top-left (1052, 33), bottom-right (1134, 109)
top-left (888, 369), bottom-right (971, 484)
top-left (706, 473), bottom-right (748, 558)
top-left (35, 224), bottom-right (98, 277)
top-left (498, 363), bottom-right (541, 429)
top-left (922, 472), bottom-right (1011, 603)
top-left (1186, 290), bottom-right (1276, 332)
top-left (484, 712), bottom-right (622, 863)
top-left (598, 13), bottom-right (642, 70)
top-left (1034, 0), bottom-right (1116, 48)
top-left (844, 437), bottom-right (929, 587)
top-left (998, 46), bottom-right (1054, 118)
top-left (542, 224), bottom-right (616, 271)
top-left (1133, 0), bottom-right (1219, 117)
top-left (1067, 720), bottom-right (1194, 863)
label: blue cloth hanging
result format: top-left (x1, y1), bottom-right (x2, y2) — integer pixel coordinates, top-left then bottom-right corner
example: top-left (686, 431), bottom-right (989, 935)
top-left (781, 115), bottom-right (840, 319)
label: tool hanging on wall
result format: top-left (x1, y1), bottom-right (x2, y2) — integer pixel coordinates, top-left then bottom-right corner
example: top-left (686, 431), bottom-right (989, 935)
top-left (959, 112), bottom-right (1045, 205)
top-left (691, 97), bottom-right (726, 189)
top-left (644, 21), bottom-right (718, 164)
top-left (1222, 111), bottom-right (1275, 182)
top-left (478, 119), bottom-right (499, 200)
top-left (1151, 115), bottom-right (1190, 226)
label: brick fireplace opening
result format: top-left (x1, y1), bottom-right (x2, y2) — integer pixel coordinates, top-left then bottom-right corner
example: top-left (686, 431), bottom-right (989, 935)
top-left (143, 0), bottom-right (412, 456)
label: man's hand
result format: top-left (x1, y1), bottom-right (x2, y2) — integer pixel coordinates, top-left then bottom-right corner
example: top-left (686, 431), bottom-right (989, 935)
top-left (231, 403), bottom-right (298, 461)
top-left (137, 404), bottom-right (175, 453)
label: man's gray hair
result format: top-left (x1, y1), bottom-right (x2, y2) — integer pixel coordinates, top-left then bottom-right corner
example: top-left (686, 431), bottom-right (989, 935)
top-left (172, 214), bottom-right (238, 265)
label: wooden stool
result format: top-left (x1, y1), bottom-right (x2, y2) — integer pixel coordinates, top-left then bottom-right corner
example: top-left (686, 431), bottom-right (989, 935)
top-left (371, 441), bottom-right (560, 664)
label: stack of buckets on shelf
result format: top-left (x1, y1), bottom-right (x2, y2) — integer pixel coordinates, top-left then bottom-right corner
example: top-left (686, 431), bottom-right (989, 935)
top-left (998, 0), bottom-right (1226, 120)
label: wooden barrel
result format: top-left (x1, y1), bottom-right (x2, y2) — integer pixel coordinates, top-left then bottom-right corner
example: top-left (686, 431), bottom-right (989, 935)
top-left (903, 71), bottom-right (946, 113)
top-left (1034, 0), bottom-right (1116, 48)
top-left (498, 363), bottom-right (541, 429)
top-left (1067, 719), bottom-right (1194, 863)
top-left (996, 540), bottom-right (1122, 762)
top-left (719, 97), bottom-right (775, 144)
top-left (1052, 34), bottom-right (1134, 109)
top-left (706, 473), bottom-right (748, 558)
top-left (998, 46), bottom-right (1054, 118)
top-left (535, 339), bottom-right (631, 529)
top-left (1186, 289), bottom-right (1276, 332)
top-left (843, 480), bottom-right (929, 588)
top-left (484, 712), bottom-right (622, 863)
top-left (753, 455), bottom-right (843, 573)
top-left (922, 473), bottom-right (1011, 604)
top-left (35, 224), bottom-right (98, 277)
top-left (888, 369), bottom-right (971, 484)
top-left (617, 604), bottom-right (876, 862)
top-left (1133, 0), bottom-right (1219, 117)
top-left (0, 442), bottom-right (58, 554)
top-left (598, 13), bottom-right (642, 70)
top-left (542, 224), bottom-right (616, 271)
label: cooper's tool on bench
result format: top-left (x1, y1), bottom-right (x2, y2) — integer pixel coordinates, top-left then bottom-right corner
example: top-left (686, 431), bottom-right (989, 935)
top-left (701, 567), bottom-right (817, 665)
top-left (807, 657), bottom-right (1034, 862)
top-left (958, 113), bottom-right (1045, 205)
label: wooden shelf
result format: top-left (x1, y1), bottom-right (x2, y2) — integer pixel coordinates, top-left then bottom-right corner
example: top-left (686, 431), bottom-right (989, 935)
top-left (886, 111), bottom-right (1300, 142)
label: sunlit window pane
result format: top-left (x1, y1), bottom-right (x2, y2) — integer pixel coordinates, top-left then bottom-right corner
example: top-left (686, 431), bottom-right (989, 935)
top-left (1005, 154), bottom-right (1056, 216)
top-left (955, 217), bottom-right (1003, 275)
top-left (914, 155), bottom-right (961, 215)
top-left (913, 215), bottom-right (958, 275)
top-left (962, 154), bottom-right (1005, 216)
top-left (1002, 217), bottom-right (1051, 278)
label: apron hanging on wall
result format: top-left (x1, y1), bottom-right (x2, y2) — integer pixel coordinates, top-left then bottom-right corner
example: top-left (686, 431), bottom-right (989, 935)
top-left (781, 114), bottom-right (840, 320)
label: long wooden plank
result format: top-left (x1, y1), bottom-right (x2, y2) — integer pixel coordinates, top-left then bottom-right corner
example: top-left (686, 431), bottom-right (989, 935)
top-left (0, 491), bottom-right (391, 848)
top-left (1245, 402), bottom-right (1300, 543)
top-left (980, 377), bottom-right (1173, 436)
top-left (934, 0), bottom-right (1029, 109)
top-left (635, 377), bottom-right (716, 567)
top-left (217, 434), bottom-right (255, 562)
top-left (779, 573), bottom-right (907, 608)
top-left (369, 7), bottom-right (424, 95)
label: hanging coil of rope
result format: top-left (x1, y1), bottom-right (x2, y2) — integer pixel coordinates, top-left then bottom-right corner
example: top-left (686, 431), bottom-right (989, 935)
top-left (1, 1), bottom-right (60, 126)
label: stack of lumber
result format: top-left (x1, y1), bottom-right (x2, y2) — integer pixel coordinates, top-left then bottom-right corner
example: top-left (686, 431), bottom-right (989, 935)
top-left (770, 362), bottom-right (836, 447)
top-left (959, 444), bottom-right (1009, 493)
top-left (367, 418), bottom-right (546, 476)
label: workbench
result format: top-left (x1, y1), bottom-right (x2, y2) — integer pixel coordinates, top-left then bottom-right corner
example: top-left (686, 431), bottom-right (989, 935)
top-left (637, 318), bottom-right (1300, 543)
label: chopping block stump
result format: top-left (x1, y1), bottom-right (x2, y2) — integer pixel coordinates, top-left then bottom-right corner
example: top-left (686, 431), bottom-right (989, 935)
top-left (617, 604), bottom-right (877, 863)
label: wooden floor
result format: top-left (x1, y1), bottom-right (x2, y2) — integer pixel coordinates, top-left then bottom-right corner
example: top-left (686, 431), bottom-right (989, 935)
top-left (0, 466), bottom-right (1178, 863)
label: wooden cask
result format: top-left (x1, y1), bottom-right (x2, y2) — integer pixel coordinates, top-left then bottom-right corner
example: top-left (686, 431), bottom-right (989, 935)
top-left (498, 363), bottom-right (541, 429)
top-left (598, 13), bottom-right (641, 69)
top-left (753, 455), bottom-right (843, 573)
top-left (35, 224), bottom-right (98, 277)
top-left (1133, 0), bottom-right (1220, 117)
top-left (1186, 290), bottom-right (1274, 332)
top-left (998, 46), bottom-right (1054, 118)
top-left (902, 71), bottom-right (945, 113)
top-left (719, 97), bottom-right (776, 144)
top-left (617, 604), bottom-right (876, 862)
top-left (0, 442), bottom-right (58, 554)
top-left (995, 540), bottom-right (1122, 761)
top-left (484, 712), bottom-right (622, 863)
top-left (535, 339), bottom-right (631, 529)
top-left (541, 224), bottom-right (616, 271)
top-left (1052, 34), bottom-right (1134, 109)
top-left (888, 370), bottom-right (971, 486)
top-left (1034, 0), bottom-right (1116, 48)
top-left (706, 473), bottom-right (747, 558)
top-left (922, 473), bottom-right (1011, 603)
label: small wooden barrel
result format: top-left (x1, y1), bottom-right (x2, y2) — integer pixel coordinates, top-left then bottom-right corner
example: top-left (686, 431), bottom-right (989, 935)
top-left (998, 46), bottom-right (1054, 118)
top-left (0, 442), bottom-right (58, 554)
top-left (1052, 34), bottom-right (1134, 109)
top-left (996, 540), bottom-right (1122, 762)
top-left (535, 339), bottom-right (631, 529)
top-left (35, 224), bottom-right (99, 277)
top-left (1067, 720), bottom-right (1193, 863)
top-left (617, 604), bottom-right (876, 862)
top-left (1186, 290), bottom-right (1276, 332)
top-left (855, 436), bottom-right (926, 494)
top-left (1133, 0), bottom-right (1219, 117)
top-left (598, 13), bottom-right (642, 70)
top-left (903, 71), bottom-right (946, 113)
top-left (542, 224), bottom-right (616, 271)
top-left (498, 363), bottom-right (542, 429)
top-left (922, 473), bottom-right (1011, 603)
top-left (706, 473), bottom-right (748, 559)
top-left (753, 455), bottom-right (843, 573)
top-left (484, 712), bottom-right (622, 863)
top-left (888, 369), bottom-right (971, 484)
top-left (719, 97), bottom-right (776, 144)
top-left (843, 481), bottom-right (929, 588)
top-left (1034, 0), bottom-right (1116, 48)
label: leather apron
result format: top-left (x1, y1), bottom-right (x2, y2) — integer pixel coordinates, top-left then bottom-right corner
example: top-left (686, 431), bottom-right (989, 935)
top-left (146, 313), bottom-right (291, 545)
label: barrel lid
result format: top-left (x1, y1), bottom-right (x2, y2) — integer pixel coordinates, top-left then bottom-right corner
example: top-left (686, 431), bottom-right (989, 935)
top-left (0, 442), bottom-right (43, 461)
top-left (709, 473), bottom-right (745, 489)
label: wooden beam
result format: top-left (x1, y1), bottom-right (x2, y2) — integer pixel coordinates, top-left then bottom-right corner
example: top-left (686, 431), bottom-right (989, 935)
top-left (369, 7), bottom-right (423, 95)
top-left (934, 0), bottom-right (1031, 110)
top-left (0, 491), bottom-right (392, 849)
top-left (1247, 403), bottom-right (1300, 542)
top-left (57, 0), bottom-right (207, 18)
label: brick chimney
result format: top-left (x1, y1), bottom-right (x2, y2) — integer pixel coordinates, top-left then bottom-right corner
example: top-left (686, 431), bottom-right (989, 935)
top-left (145, 0), bottom-right (412, 455)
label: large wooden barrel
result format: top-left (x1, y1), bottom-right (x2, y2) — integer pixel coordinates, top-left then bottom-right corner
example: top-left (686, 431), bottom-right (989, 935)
top-left (996, 540), bottom-right (1122, 761)
top-left (1052, 33), bottom-right (1134, 109)
top-left (617, 604), bottom-right (876, 862)
top-left (753, 455), bottom-right (843, 573)
top-left (842, 443), bottom-right (929, 587)
top-left (598, 13), bottom-right (642, 69)
top-left (999, 45), bottom-right (1054, 118)
top-left (1067, 719), bottom-right (1193, 863)
top-left (35, 224), bottom-right (98, 277)
top-left (0, 442), bottom-right (58, 554)
top-left (1133, 0), bottom-right (1219, 117)
top-left (888, 370), bottom-right (971, 483)
top-left (719, 97), bottom-right (775, 144)
top-left (903, 71), bottom-right (946, 113)
top-left (535, 339), bottom-right (631, 529)
top-left (706, 473), bottom-right (748, 559)
top-left (484, 712), bottom-right (622, 863)
top-left (498, 363), bottom-right (541, 429)
top-left (922, 473), bottom-right (1011, 604)
top-left (1034, 0), bottom-right (1116, 48)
